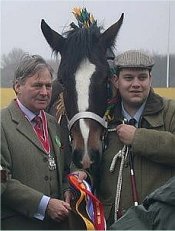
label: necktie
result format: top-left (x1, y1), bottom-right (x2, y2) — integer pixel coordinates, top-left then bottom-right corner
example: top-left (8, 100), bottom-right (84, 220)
top-left (128, 118), bottom-right (137, 126)
top-left (33, 112), bottom-right (50, 154)
top-left (33, 116), bottom-right (44, 138)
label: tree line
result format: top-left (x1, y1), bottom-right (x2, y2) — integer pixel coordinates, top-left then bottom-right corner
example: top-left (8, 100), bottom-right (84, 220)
top-left (1, 48), bottom-right (175, 88)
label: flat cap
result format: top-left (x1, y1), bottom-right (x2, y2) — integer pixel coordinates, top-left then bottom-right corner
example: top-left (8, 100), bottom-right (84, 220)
top-left (115, 50), bottom-right (155, 70)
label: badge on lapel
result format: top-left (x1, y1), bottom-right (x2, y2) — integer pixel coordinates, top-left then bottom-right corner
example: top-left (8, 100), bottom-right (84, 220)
top-left (55, 135), bottom-right (62, 149)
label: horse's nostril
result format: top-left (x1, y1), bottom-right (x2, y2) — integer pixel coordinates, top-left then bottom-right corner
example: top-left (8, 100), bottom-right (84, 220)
top-left (72, 148), bottom-right (102, 170)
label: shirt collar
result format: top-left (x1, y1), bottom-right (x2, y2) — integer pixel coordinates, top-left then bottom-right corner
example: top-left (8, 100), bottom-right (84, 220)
top-left (121, 100), bottom-right (146, 126)
top-left (16, 98), bottom-right (40, 122)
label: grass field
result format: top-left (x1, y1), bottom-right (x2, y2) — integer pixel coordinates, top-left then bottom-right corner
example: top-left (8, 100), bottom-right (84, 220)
top-left (0, 88), bottom-right (16, 108)
top-left (1, 87), bottom-right (175, 109)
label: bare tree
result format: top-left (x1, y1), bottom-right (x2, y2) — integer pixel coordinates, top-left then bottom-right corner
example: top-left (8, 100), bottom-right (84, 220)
top-left (1, 48), bottom-right (60, 87)
top-left (1, 48), bottom-right (25, 69)
top-left (1, 48), bottom-right (26, 87)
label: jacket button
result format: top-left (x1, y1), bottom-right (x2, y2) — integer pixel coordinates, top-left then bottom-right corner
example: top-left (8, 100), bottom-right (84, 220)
top-left (44, 176), bottom-right (49, 181)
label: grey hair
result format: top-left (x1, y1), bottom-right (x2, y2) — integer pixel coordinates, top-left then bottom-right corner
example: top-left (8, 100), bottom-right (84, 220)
top-left (13, 54), bottom-right (54, 85)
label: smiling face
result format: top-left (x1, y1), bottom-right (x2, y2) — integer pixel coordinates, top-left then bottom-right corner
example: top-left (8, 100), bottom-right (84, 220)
top-left (14, 67), bottom-right (52, 113)
top-left (112, 68), bottom-right (152, 112)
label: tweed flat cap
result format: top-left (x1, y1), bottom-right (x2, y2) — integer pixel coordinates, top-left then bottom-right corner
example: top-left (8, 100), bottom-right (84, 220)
top-left (115, 50), bottom-right (155, 69)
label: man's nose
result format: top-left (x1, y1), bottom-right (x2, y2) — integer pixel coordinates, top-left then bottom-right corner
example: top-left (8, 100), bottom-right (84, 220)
top-left (132, 78), bottom-right (140, 86)
top-left (40, 85), bottom-right (47, 95)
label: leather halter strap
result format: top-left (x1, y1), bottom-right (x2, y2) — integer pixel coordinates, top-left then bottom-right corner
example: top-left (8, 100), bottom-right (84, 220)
top-left (68, 111), bottom-right (108, 130)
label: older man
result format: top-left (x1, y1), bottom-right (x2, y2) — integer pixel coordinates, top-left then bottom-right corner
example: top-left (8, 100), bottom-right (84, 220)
top-left (1, 54), bottom-right (71, 230)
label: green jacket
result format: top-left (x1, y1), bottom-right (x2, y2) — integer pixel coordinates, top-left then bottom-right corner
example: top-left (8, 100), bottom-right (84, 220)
top-left (110, 176), bottom-right (175, 230)
top-left (1, 100), bottom-right (68, 230)
top-left (97, 90), bottom-right (175, 226)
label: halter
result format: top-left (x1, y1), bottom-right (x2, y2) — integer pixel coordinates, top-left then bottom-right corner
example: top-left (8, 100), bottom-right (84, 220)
top-left (54, 91), bottom-right (109, 132)
top-left (68, 111), bottom-right (108, 131)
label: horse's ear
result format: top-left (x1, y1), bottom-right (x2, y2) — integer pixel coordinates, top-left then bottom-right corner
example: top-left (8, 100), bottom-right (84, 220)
top-left (99, 13), bottom-right (124, 50)
top-left (41, 19), bottom-right (65, 53)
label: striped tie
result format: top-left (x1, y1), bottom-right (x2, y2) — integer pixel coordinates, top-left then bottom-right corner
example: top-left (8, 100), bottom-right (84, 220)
top-left (34, 116), bottom-right (44, 138)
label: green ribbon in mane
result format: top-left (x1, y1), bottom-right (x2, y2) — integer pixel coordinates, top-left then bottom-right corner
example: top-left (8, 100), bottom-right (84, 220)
top-left (72, 7), bottom-right (97, 28)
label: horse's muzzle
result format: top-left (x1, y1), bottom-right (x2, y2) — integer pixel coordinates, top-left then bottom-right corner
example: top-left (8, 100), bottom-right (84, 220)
top-left (72, 148), bottom-right (102, 171)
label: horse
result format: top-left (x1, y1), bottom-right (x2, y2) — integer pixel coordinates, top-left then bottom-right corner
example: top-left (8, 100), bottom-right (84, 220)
top-left (41, 8), bottom-right (124, 178)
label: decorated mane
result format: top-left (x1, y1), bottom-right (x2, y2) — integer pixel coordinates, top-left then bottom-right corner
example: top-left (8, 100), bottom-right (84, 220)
top-left (72, 7), bottom-right (96, 28)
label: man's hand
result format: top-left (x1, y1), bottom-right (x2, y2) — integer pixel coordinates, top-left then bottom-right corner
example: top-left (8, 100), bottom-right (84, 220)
top-left (116, 124), bottom-right (136, 145)
top-left (71, 170), bottom-right (88, 182)
top-left (46, 198), bottom-right (71, 222)
top-left (64, 190), bottom-right (73, 204)
top-left (63, 170), bottom-right (88, 204)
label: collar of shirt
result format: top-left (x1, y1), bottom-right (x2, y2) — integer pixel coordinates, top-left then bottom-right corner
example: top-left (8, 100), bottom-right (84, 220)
top-left (16, 98), bottom-right (40, 123)
top-left (121, 101), bottom-right (146, 127)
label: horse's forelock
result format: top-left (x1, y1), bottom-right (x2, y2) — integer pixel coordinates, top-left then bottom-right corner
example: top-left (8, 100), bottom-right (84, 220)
top-left (58, 25), bottom-right (105, 85)
top-left (63, 26), bottom-right (101, 59)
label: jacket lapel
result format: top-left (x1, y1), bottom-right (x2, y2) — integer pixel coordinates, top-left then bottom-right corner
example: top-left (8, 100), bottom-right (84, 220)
top-left (9, 100), bottom-right (47, 154)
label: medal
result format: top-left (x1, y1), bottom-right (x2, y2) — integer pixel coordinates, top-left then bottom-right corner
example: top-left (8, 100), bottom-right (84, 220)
top-left (48, 154), bottom-right (56, 171)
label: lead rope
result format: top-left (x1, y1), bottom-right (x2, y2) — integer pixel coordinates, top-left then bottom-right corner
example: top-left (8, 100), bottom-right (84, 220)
top-left (109, 144), bottom-right (129, 221)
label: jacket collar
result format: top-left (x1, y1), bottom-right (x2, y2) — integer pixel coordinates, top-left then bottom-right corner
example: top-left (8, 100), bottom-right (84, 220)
top-left (8, 100), bottom-right (58, 155)
top-left (112, 89), bottom-right (164, 127)
top-left (143, 89), bottom-right (164, 115)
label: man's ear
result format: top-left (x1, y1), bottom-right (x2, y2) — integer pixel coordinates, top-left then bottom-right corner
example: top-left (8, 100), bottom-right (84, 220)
top-left (14, 81), bottom-right (21, 95)
top-left (111, 74), bottom-right (119, 88)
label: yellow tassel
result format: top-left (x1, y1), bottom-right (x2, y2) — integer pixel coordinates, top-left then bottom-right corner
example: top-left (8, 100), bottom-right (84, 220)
top-left (72, 7), bottom-right (81, 17)
top-left (90, 14), bottom-right (95, 24)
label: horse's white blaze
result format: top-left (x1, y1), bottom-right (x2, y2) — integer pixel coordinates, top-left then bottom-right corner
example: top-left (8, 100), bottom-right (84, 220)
top-left (75, 58), bottom-right (95, 111)
top-left (79, 119), bottom-right (92, 168)
top-left (75, 58), bottom-right (96, 167)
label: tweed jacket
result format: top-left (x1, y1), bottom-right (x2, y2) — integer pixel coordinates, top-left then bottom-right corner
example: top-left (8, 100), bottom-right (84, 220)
top-left (1, 100), bottom-right (67, 229)
top-left (97, 90), bottom-right (175, 226)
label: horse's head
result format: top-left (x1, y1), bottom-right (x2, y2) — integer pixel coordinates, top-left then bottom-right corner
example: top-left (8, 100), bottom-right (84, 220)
top-left (41, 9), bottom-right (124, 173)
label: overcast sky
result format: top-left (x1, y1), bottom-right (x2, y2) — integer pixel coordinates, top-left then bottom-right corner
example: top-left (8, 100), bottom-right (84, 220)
top-left (1, 0), bottom-right (175, 60)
